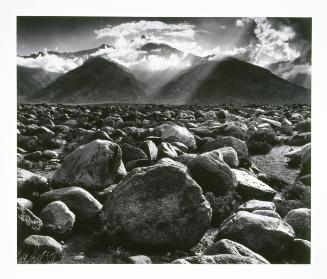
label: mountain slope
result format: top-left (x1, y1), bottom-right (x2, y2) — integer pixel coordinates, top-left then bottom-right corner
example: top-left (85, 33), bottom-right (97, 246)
top-left (17, 66), bottom-right (62, 102)
top-left (157, 57), bottom-right (310, 105)
top-left (29, 57), bottom-right (147, 104)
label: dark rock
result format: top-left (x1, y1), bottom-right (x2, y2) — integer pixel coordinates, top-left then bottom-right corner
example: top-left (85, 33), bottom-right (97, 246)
top-left (100, 164), bottom-right (212, 250)
top-left (125, 159), bottom-right (155, 172)
top-left (189, 150), bottom-right (237, 196)
top-left (284, 208), bottom-right (311, 240)
top-left (289, 239), bottom-right (310, 264)
top-left (246, 128), bottom-right (280, 155)
top-left (120, 143), bottom-right (148, 163)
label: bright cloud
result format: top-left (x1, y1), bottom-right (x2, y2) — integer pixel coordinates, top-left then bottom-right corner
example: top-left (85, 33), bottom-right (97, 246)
top-left (250, 18), bottom-right (300, 66)
top-left (17, 18), bottom-right (309, 88)
top-left (95, 20), bottom-right (196, 39)
top-left (16, 52), bottom-right (84, 73)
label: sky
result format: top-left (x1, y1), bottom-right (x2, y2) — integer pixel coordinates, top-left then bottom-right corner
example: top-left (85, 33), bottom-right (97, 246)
top-left (16, 17), bottom-right (311, 74)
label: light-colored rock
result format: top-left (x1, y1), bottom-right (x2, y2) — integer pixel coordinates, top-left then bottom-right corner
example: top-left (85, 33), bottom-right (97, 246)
top-left (52, 140), bottom-right (126, 190)
top-left (218, 211), bottom-right (295, 259)
top-left (17, 198), bottom-right (33, 211)
top-left (238, 199), bottom-right (276, 212)
top-left (217, 147), bottom-right (239, 168)
top-left (203, 239), bottom-right (269, 263)
top-left (172, 254), bottom-right (267, 264)
top-left (140, 140), bottom-right (158, 160)
top-left (232, 169), bottom-right (276, 201)
top-left (252, 210), bottom-right (281, 219)
top-left (23, 235), bottom-right (63, 261)
top-left (159, 123), bottom-right (196, 150)
top-left (39, 187), bottom-right (102, 221)
top-left (284, 143), bottom-right (311, 165)
top-left (40, 201), bottom-right (75, 239)
top-left (127, 255), bottom-right (152, 264)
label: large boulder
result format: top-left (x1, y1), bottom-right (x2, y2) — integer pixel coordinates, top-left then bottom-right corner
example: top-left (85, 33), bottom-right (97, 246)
top-left (38, 187), bottom-right (102, 222)
top-left (22, 235), bottom-right (63, 261)
top-left (203, 239), bottom-right (269, 263)
top-left (40, 201), bottom-right (75, 239)
top-left (17, 168), bottom-right (49, 199)
top-left (217, 211), bottom-right (295, 260)
top-left (284, 208), bottom-right (311, 240)
top-left (100, 164), bottom-right (212, 250)
top-left (158, 123), bottom-right (196, 150)
top-left (172, 254), bottom-right (267, 264)
top-left (52, 140), bottom-right (126, 190)
top-left (189, 150), bottom-right (237, 196)
top-left (232, 169), bottom-right (277, 201)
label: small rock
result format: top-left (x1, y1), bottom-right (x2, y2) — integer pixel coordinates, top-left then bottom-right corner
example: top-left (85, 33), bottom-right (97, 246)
top-left (127, 255), bottom-right (152, 264)
top-left (284, 208), bottom-right (311, 240)
top-left (232, 169), bottom-right (276, 201)
top-left (40, 201), bottom-right (75, 239)
top-left (23, 235), bottom-right (63, 261)
top-left (238, 199), bottom-right (276, 212)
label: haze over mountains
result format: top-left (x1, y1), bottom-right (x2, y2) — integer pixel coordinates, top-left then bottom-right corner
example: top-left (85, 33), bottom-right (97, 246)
top-left (17, 40), bottom-right (311, 105)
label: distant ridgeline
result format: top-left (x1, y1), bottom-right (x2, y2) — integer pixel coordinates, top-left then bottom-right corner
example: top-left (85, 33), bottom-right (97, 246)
top-left (17, 51), bottom-right (310, 105)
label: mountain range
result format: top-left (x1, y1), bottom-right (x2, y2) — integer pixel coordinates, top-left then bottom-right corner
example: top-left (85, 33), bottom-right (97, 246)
top-left (17, 42), bottom-right (311, 105)
top-left (17, 66), bottom-right (62, 102)
top-left (157, 57), bottom-right (310, 105)
top-left (28, 57), bottom-right (147, 104)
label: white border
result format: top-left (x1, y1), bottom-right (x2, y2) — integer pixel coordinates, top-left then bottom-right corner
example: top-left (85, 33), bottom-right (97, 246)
top-left (0, 0), bottom-right (326, 278)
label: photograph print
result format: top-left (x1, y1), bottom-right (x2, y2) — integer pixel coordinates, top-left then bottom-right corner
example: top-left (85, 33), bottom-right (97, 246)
top-left (17, 16), bottom-right (311, 264)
